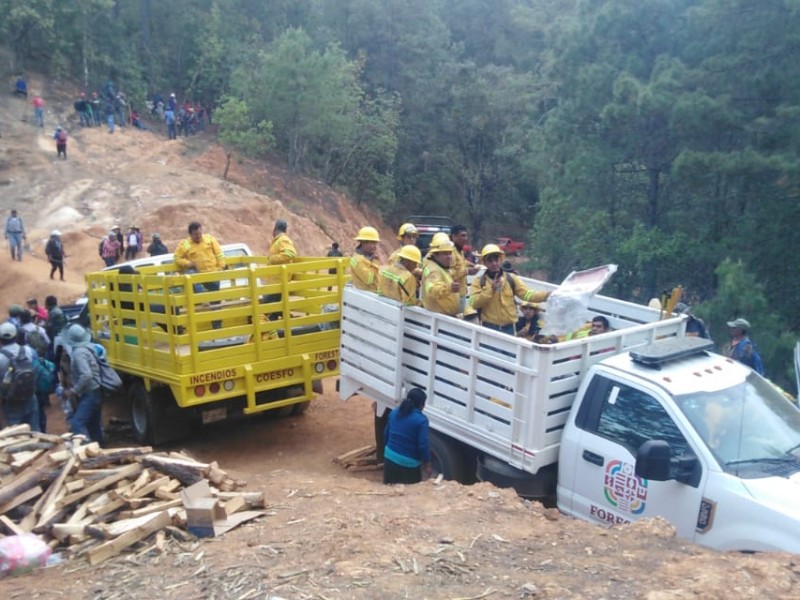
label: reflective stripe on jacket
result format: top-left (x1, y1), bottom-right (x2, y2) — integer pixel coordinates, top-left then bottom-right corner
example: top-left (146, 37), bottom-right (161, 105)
top-left (470, 272), bottom-right (548, 326)
top-left (422, 261), bottom-right (460, 316)
top-left (379, 263), bottom-right (418, 306)
top-left (174, 234), bottom-right (225, 273)
top-left (349, 251), bottom-right (380, 291)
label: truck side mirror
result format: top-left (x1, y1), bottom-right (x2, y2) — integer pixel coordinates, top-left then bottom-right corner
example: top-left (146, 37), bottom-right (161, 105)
top-left (635, 440), bottom-right (671, 481)
top-left (636, 440), bottom-right (701, 488)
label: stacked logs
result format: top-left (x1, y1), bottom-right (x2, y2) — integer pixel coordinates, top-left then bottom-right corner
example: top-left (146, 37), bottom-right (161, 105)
top-left (0, 424), bottom-right (265, 565)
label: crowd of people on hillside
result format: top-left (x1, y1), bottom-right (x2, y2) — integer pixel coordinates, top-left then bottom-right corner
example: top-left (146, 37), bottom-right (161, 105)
top-left (9, 74), bottom-right (212, 162)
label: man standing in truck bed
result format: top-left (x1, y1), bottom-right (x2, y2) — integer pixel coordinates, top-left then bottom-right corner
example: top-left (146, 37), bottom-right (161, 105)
top-left (470, 244), bottom-right (550, 336)
top-left (174, 221), bottom-right (226, 286)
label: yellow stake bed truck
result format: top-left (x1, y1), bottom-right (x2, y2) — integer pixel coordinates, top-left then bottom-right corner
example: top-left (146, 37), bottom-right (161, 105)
top-left (83, 255), bottom-right (347, 444)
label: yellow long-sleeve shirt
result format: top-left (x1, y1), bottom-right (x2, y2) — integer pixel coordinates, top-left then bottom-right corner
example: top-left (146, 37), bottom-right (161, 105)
top-left (470, 271), bottom-right (549, 327)
top-left (268, 233), bottom-right (297, 265)
top-left (174, 234), bottom-right (225, 273)
top-left (378, 263), bottom-right (419, 306)
top-left (422, 260), bottom-right (460, 316)
top-left (349, 250), bottom-right (381, 292)
top-left (450, 247), bottom-right (469, 298)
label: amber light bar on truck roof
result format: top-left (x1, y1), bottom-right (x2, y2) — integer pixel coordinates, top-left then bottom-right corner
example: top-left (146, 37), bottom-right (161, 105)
top-left (630, 337), bottom-right (716, 368)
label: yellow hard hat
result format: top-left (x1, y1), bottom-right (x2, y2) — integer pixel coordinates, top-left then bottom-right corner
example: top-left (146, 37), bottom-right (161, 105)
top-left (355, 226), bottom-right (380, 242)
top-left (429, 232), bottom-right (451, 248)
top-left (429, 238), bottom-right (455, 253)
top-left (463, 304), bottom-right (479, 321)
top-left (521, 301), bottom-right (539, 310)
top-left (397, 245), bottom-right (422, 264)
top-left (397, 223), bottom-right (418, 240)
top-left (480, 243), bottom-right (505, 260)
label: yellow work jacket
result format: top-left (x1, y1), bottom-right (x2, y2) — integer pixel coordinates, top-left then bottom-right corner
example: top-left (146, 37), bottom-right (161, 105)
top-left (174, 234), bottom-right (225, 273)
top-left (349, 250), bottom-right (381, 292)
top-left (470, 271), bottom-right (548, 327)
top-left (267, 233), bottom-right (297, 285)
top-left (422, 260), bottom-right (460, 316)
top-left (268, 233), bottom-right (297, 265)
top-left (451, 247), bottom-right (469, 298)
top-left (378, 263), bottom-right (419, 306)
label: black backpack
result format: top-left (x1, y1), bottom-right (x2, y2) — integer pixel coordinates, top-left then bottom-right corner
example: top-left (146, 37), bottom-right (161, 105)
top-left (0, 346), bottom-right (37, 405)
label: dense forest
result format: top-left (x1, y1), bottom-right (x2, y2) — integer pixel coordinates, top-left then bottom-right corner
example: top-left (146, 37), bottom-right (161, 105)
top-left (2, 0), bottom-right (798, 386)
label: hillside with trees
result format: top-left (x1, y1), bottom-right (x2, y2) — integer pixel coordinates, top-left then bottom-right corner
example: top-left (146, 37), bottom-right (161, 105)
top-left (2, 0), bottom-right (798, 387)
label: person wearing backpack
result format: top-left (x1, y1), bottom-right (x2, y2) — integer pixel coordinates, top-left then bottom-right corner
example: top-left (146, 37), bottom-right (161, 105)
top-left (469, 244), bottom-right (550, 336)
top-left (53, 126), bottom-right (68, 160)
top-left (61, 324), bottom-right (103, 444)
top-left (0, 322), bottom-right (39, 431)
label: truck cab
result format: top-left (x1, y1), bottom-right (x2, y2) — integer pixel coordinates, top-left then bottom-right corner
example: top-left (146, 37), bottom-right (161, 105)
top-left (408, 215), bottom-right (452, 254)
top-left (558, 338), bottom-right (800, 553)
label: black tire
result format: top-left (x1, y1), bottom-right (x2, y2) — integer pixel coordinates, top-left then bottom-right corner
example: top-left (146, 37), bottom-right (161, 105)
top-left (130, 380), bottom-right (191, 445)
top-left (429, 430), bottom-right (474, 483)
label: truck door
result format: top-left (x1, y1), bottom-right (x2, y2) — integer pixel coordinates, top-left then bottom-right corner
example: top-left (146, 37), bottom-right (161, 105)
top-left (562, 375), bottom-right (707, 541)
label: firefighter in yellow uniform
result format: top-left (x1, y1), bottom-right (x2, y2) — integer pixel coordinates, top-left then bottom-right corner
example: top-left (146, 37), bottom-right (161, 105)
top-left (268, 219), bottom-right (297, 266)
top-left (379, 245), bottom-right (421, 306)
top-left (421, 237), bottom-right (461, 316)
top-left (348, 226), bottom-right (382, 292)
top-left (470, 244), bottom-right (549, 335)
top-left (449, 225), bottom-right (479, 312)
top-left (174, 221), bottom-right (226, 275)
top-left (387, 223), bottom-right (419, 265)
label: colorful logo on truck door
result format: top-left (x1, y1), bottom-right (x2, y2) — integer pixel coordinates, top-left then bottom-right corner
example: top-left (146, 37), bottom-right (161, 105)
top-left (603, 460), bottom-right (648, 515)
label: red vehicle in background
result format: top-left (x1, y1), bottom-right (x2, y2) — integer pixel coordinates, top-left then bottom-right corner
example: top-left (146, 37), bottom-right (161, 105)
top-left (497, 237), bottom-right (525, 256)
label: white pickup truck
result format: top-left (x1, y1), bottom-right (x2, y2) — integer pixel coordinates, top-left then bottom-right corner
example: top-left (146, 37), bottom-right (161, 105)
top-left (339, 284), bottom-right (800, 553)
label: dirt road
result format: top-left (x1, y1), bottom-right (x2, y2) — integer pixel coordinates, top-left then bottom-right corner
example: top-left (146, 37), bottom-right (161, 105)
top-left (2, 382), bottom-right (799, 599)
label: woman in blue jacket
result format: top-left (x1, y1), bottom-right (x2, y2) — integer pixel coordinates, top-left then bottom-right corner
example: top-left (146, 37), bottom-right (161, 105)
top-left (383, 388), bottom-right (431, 484)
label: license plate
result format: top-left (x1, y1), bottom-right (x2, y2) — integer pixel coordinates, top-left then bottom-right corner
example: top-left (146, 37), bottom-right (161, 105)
top-left (202, 407), bottom-right (227, 424)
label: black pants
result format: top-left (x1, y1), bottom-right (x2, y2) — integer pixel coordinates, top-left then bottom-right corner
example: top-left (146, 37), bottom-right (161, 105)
top-left (56, 143), bottom-right (67, 159)
top-left (383, 457), bottom-right (422, 484)
top-left (50, 260), bottom-right (64, 280)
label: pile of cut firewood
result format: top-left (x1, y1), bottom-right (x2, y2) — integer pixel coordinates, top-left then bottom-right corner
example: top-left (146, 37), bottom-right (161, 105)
top-left (0, 424), bottom-right (266, 565)
top-left (333, 444), bottom-right (381, 471)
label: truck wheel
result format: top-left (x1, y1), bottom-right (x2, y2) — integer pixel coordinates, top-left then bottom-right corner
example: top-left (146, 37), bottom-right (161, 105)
top-left (429, 431), bottom-right (474, 483)
top-left (130, 380), bottom-right (191, 445)
top-left (477, 456), bottom-right (556, 500)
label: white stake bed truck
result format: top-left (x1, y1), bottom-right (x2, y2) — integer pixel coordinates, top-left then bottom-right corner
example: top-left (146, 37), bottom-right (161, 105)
top-left (339, 284), bottom-right (800, 553)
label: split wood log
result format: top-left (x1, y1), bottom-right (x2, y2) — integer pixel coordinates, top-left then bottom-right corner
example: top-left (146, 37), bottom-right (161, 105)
top-left (0, 459), bottom-right (61, 506)
top-left (79, 446), bottom-right (153, 470)
top-left (0, 424), bottom-right (31, 438)
top-left (4, 440), bottom-right (55, 454)
top-left (0, 514), bottom-right (26, 535)
top-left (87, 510), bottom-right (171, 565)
top-left (140, 455), bottom-right (210, 486)
top-left (215, 491), bottom-right (266, 508)
top-left (12, 449), bottom-right (46, 472)
top-left (0, 484), bottom-right (43, 516)
top-left (333, 444), bottom-right (375, 464)
top-left (118, 498), bottom-right (182, 519)
top-left (56, 463), bottom-right (142, 510)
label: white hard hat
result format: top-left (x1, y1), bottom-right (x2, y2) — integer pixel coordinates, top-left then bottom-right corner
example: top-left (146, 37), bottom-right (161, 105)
top-left (51, 229), bottom-right (61, 236)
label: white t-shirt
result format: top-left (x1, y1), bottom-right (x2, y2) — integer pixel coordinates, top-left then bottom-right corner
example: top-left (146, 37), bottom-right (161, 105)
top-left (128, 232), bottom-right (138, 247)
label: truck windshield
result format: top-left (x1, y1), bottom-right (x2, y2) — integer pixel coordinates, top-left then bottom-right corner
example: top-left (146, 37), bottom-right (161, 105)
top-left (675, 374), bottom-right (800, 478)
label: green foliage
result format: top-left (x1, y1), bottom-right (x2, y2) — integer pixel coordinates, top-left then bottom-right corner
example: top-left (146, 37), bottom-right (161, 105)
top-left (2, 0), bottom-right (798, 361)
top-left (214, 96), bottom-right (274, 158)
top-left (699, 259), bottom-right (795, 389)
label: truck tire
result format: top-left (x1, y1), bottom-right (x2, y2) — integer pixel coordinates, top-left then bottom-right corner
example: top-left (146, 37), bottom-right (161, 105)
top-left (130, 380), bottom-right (191, 445)
top-left (429, 431), bottom-right (475, 483)
top-left (477, 456), bottom-right (556, 500)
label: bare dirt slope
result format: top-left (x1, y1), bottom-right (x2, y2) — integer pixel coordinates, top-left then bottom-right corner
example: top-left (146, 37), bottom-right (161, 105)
top-left (0, 74), bottom-right (392, 309)
top-left (1, 77), bottom-right (798, 598)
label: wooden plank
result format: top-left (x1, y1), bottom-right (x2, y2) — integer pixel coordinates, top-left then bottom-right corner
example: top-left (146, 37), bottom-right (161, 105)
top-left (334, 445), bottom-right (375, 464)
top-left (0, 514), bottom-right (26, 535)
top-left (11, 449), bottom-right (46, 472)
top-left (33, 455), bottom-right (77, 529)
top-left (215, 491), bottom-right (266, 508)
top-left (118, 498), bottom-right (182, 519)
top-left (223, 495), bottom-right (246, 517)
top-left (126, 475), bottom-right (170, 499)
top-left (87, 510), bottom-right (171, 565)
top-left (0, 485), bottom-right (42, 516)
top-left (57, 463), bottom-right (142, 510)
top-left (0, 424), bottom-right (31, 438)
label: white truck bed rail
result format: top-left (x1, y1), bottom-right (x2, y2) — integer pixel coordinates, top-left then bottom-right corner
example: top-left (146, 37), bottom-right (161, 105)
top-left (340, 281), bottom-right (688, 475)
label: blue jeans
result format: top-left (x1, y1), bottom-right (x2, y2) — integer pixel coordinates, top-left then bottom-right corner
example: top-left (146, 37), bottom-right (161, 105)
top-left (35, 107), bottom-right (44, 127)
top-left (103, 256), bottom-right (117, 267)
top-left (3, 396), bottom-right (40, 432)
top-left (70, 387), bottom-right (103, 444)
top-left (107, 113), bottom-right (115, 133)
top-left (483, 322), bottom-right (516, 336)
top-left (7, 232), bottom-right (23, 260)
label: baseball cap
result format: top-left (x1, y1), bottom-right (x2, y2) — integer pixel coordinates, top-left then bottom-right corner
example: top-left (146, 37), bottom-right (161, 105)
top-left (726, 318), bottom-right (750, 329)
